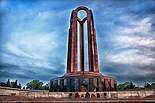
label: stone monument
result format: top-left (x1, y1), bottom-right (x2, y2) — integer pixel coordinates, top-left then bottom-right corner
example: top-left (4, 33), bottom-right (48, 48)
top-left (50, 6), bottom-right (117, 92)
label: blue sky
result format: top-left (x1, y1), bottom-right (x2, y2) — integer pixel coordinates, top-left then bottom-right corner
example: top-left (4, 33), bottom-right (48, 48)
top-left (0, 0), bottom-right (155, 87)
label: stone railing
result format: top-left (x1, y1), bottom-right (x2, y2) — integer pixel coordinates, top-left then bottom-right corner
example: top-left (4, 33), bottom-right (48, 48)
top-left (0, 87), bottom-right (154, 99)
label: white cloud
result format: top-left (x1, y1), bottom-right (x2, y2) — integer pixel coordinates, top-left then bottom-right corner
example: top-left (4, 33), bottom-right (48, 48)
top-left (38, 11), bottom-right (53, 20)
top-left (99, 15), bottom-right (155, 80)
top-left (1, 7), bottom-right (68, 73)
top-left (37, 10), bottom-right (70, 20)
top-left (8, 31), bottom-right (59, 59)
top-left (6, 42), bottom-right (34, 59)
top-left (105, 49), bottom-right (155, 65)
top-left (115, 35), bottom-right (155, 48)
top-left (120, 17), bottom-right (153, 35)
top-left (3, 31), bottom-right (62, 70)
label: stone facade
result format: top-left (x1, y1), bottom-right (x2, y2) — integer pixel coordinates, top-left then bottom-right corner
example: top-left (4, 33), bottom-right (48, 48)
top-left (50, 6), bottom-right (116, 92)
top-left (50, 73), bottom-right (116, 92)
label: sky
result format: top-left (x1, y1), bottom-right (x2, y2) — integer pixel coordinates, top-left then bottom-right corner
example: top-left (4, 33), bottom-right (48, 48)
top-left (0, 0), bottom-right (155, 87)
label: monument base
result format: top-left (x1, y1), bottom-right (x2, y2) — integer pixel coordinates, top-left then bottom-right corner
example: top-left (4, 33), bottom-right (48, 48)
top-left (49, 72), bottom-right (116, 92)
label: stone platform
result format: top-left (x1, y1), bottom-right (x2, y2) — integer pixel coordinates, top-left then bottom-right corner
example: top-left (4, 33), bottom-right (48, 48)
top-left (50, 72), bottom-right (116, 92)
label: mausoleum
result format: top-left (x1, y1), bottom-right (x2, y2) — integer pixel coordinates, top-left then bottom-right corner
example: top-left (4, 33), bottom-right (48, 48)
top-left (50, 6), bottom-right (117, 92)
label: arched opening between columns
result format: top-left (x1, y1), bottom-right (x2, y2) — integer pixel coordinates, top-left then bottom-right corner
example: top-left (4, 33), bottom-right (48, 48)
top-left (77, 10), bottom-right (89, 72)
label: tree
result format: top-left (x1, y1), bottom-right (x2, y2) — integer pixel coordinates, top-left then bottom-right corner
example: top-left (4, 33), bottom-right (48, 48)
top-left (0, 82), bottom-right (7, 87)
top-left (43, 83), bottom-right (49, 90)
top-left (23, 86), bottom-right (25, 89)
top-left (129, 81), bottom-right (135, 89)
top-left (17, 83), bottom-right (22, 89)
top-left (117, 81), bottom-right (136, 90)
top-left (26, 80), bottom-right (43, 90)
top-left (151, 83), bottom-right (155, 88)
top-left (11, 80), bottom-right (18, 88)
top-left (144, 83), bottom-right (155, 89)
top-left (144, 83), bottom-right (151, 88)
top-left (6, 79), bottom-right (11, 87)
top-left (0, 79), bottom-right (22, 89)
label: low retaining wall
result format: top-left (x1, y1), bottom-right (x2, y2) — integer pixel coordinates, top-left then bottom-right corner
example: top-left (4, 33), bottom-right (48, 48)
top-left (0, 87), bottom-right (154, 99)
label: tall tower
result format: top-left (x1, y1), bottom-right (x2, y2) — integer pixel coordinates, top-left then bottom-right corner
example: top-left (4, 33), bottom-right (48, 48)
top-left (67, 6), bottom-right (99, 73)
top-left (50, 6), bottom-right (117, 92)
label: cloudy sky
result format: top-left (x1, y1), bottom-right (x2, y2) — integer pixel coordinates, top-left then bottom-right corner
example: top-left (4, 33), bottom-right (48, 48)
top-left (0, 0), bottom-right (155, 87)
